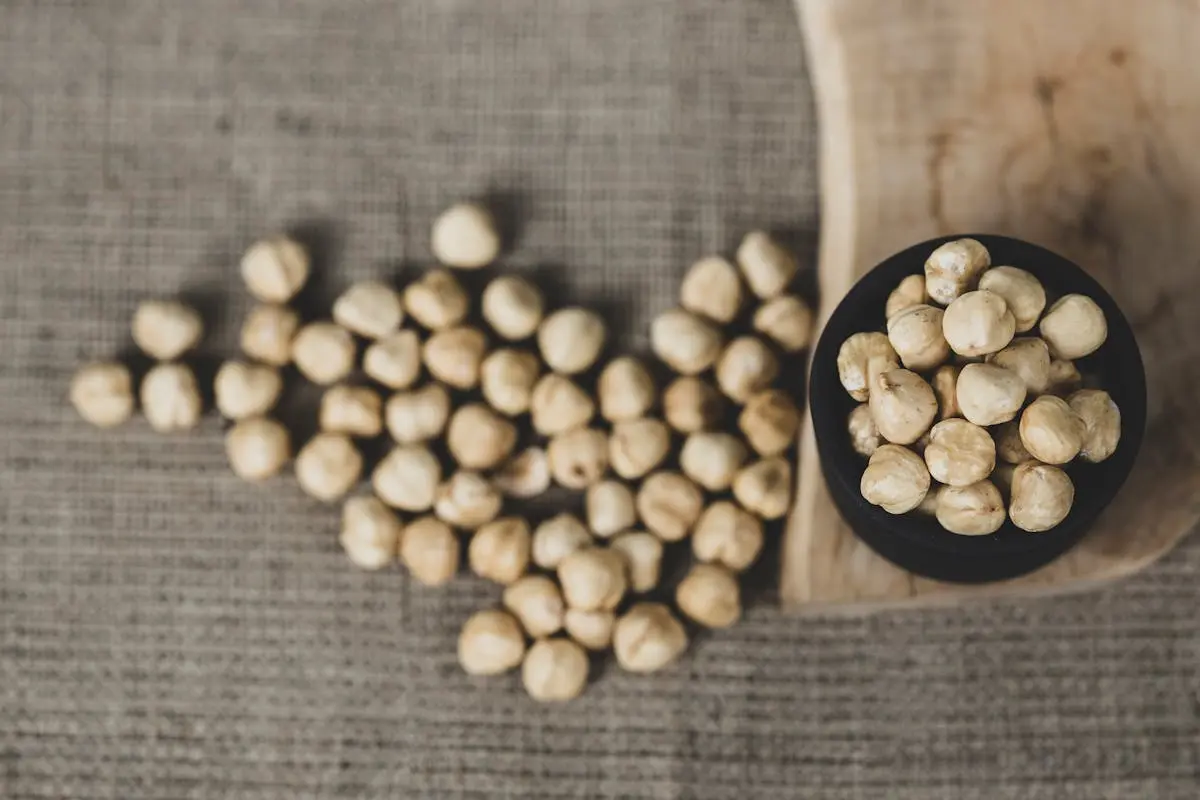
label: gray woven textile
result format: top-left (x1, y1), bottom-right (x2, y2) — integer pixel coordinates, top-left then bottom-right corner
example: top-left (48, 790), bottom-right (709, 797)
top-left (2, 1), bottom-right (1199, 798)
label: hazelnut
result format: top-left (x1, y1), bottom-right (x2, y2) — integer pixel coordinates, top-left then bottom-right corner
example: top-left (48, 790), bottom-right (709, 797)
top-left (887, 304), bottom-right (950, 371)
top-left (522, 639), bottom-right (588, 703)
top-left (291, 322), bottom-right (356, 386)
top-left (636, 472), bottom-right (704, 542)
top-left (924, 418), bottom-right (995, 486)
top-left (423, 326), bottom-right (487, 390)
top-left (847, 403), bottom-right (881, 458)
top-left (1068, 389), bottom-right (1121, 463)
top-left (680, 255), bottom-right (743, 323)
top-left (1045, 359), bottom-right (1083, 397)
top-left (447, 404), bottom-right (517, 470)
top-left (1039, 294), bottom-right (1107, 359)
top-left (469, 517), bottom-right (532, 584)
top-left (404, 269), bottom-right (469, 331)
top-left (931, 365), bottom-right (961, 420)
top-left (585, 480), bottom-right (638, 538)
top-left (131, 300), bottom-right (203, 361)
top-left (240, 304), bottom-right (300, 367)
top-left (537, 308), bottom-right (606, 375)
top-left (716, 336), bottom-right (780, 403)
top-left (736, 230), bottom-right (799, 299)
top-left (385, 384), bottom-right (450, 444)
top-left (691, 501), bottom-right (764, 572)
top-left (482, 275), bottom-right (544, 341)
top-left (753, 294), bottom-right (813, 353)
top-left (663, 376), bottom-right (724, 433)
top-left (457, 609), bottom-right (525, 676)
top-left (240, 236), bottom-right (309, 303)
top-left (651, 309), bottom-right (723, 375)
top-left (320, 384), bottom-right (383, 438)
top-left (978, 266), bottom-right (1046, 332)
top-left (564, 609), bottom-right (615, 651)
top-left (503, 575), bottom-right (565, 638)
top-left (733, 457), bottom-right (793, 519)
top-left (225, 416), bottom-right (290, 481)
top-left (924, 237), bottom-right (990, 305)
top-left (956, 363), bottom-right (1026, 426)
top-left (547, 427), bottom-right (610, 489)
top-left (140, 363), bottom-right (202, 433)
top-left (332, 280), bottom-right (404, 339)
top-left (610, 531), bottom-right (664, 593)
top-left (215, 361), bottom-right (283, 421)
top-left (859, 444), bottom-right (930, 514)
top-left (739, 389), bottom-right (800, 456)
top-left (836, 332), bottom-right (899, 402)
top-left (362, 329), bottom-right (422, 390)
top-left (597, 357), bottom-right (656, 422)
top-left (886, 274), bottom-right (927, 318)
top-left (531, 513), bottom-right (592, 570)
top-left (936, 480), bottom-right (1005, 535)
top-left (399, 516), bottom-right (459, 586)
top-left (987, 337), bottom-right (1051, 394)
top-left (680, 431), bottom-right (748, 491)
top-left (609, 417), bottom-right (671, 479)
top-left (372, 444), bottom-right (441, 511)
top-left (70, 362), bottom-right (134, 428)
top-left (943, 290), bottom-right (1016, 357)
top-left (676, 563), bottom-right (741, 628)
top-left (295, 433), bottom-right (362, 502)
top-left (558, 548), bottom-right (627, 611)
top-left (868, 368), bottom-right (937, 445)
top-left (1019, 395), bottom-right (1085, 464)
top-left (530, 373), bottom-right (595, 436)
top-left (493, 447), bottom-right (551, 499)
top-left (435, 471), bottom-right (503, 529)
top-left (431, 202), bottom-right (501, 269)
top-left (339, 496), bottom-right (402, 570)
top-left (481, 349), bottom-right (540, 416)
top-left (994, 420), bottom-right (1032, 465)
top-left (612, 603), bottom-right (688, 673)
top-left (1009, 462), bottom-right (1074, 532)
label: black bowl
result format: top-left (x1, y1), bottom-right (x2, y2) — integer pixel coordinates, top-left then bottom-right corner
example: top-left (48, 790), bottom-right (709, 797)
top-left (808, 235), bottom-right (1147, 584)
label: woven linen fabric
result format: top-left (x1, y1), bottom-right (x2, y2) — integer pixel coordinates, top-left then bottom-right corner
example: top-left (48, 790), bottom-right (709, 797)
top-left (2, 1), bottom-right (1199, 798)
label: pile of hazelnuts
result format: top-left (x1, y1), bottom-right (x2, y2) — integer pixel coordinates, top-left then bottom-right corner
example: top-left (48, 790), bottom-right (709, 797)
top-left (839, 238), bottom-right (1122, 535)
top-left (69, 203), bottom-right (812, 702)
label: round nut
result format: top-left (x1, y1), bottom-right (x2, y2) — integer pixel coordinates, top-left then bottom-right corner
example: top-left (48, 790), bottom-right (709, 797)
top-left (1009, 462), bottom-right (1074, 532)
top-left (636, 472), bottom-right (704, 542)
top-left (1045, 359), bottom-right (1083, 397)
top-left (339, 496), bottom-right (402, 570)
top-left (1068, 389), bottom-right (1121, 463)
top-left (609, 531), bottom-right (664, 593)
top-left (481, 349), bottom-right (540, 416)
top-left (457, 609), bottom-right (525, 676)
top-left (1019, 395), bottom-right (1085, 464)
top-left (140, 363), bottom-right (202, 433)
top-left (680, 431), bottom-right (748, 491)
top-left (924, 418), bottom-right (995, 487)
top-left (469, 517), bottom-right (532, 585)
top-left (924, 238), bottom-right (990, 305)
top-left (608, 418), bottom-right (671, 480)
top-left (676, 563), bottom-right (741, 628)
top-left (363, 330), bottom-right (423, 390)
top-left (240, 304), bottom-right (300, 366)
top-left (215, 361), bottom-right (283, 421)
top-left (493, 447), bottom-right (551, 499)
top-left (564, 609), bottom-right (615, 651)
top-left (435, 471), bottom-right (503, 529)
top-left (691, 501), bottom-right (764, 572)
top-left (860, 444), bottom-right (930, 514)
top-left (503, 575), bottom-right (565, 639)
top-left (733, 457), bottom-right (793, 519)
top-left (887, 304), bottom-right (950, 371)
top-left (1039, 294), bottom-right (1107, 360)
top-left (530, 373), bottom-right (595, 436)
top-left (292, 322), bottom-right (356, 386)
top-left (886, 274), bottom-right (927, 319)
top-left (332, 280), bottom-right (403, 339)
top-left (240, 236), bottom-right (309, 303)
top-left (716, 336), bottom-right (779, 403)
top-left (70, 362), bottom-right (134, 428)
top-left (753, 294), bottom-right (813, 353)
top-left (936, 480), bottom-right (1005, 536)
top-left (597, 357), bottom-right (656, 422)
top-left (931, 365), bottom-right (961, 420)
top-left (612, 603), bottom-right (687, 673)
top-left (295, 433), bottom-right (362, 502)
top-left (836, 332), bottom-right (899, 402)
top-left (481, 274), bottom-right (544, 341)
top-left (680, 255), bottom-right (743, 323)
top-left (740, 389), bottom-right (800, 457)
top-left (423, 326), bottom-right (487, 390)
top-left (868, 368), bottom-right (938, 445)
top-left (956, 363), bottom-right (1026, 426)
top-left (225, 416), bottom-right (290, 481)
top-left (531, 513), bottom-right (592, 570)
top-left (537, 308), bottom-right (606, 375)
top-left (557, 548), bottom-right (627, 611)
top-left (447, 404), bottom-right (517, 471)
top-left (404, 269), bottom-right (469, 331)
top-left (663, 376), bottom-right (724, 433)
top-left (993, 420), bottom-right (1032, 465)
top-left (585, 480), bottom-right (638, 539)
top-left (847, 403), bottom-right (881, 458)
top-left (943, 290), bottom-right (1016, 357)
top-left (978, 266), bottom-right (1046, 332)
top-left (372, 444), bottom-right (441, 511)
top-left (431, 202), bottom-right (501, 269)
top-left (131, 300), bottom-right (203, 361)
top-left (736, 230), bottom-right (799, 299)
top-left (651, 309), bottom-right (723, 376)
top-left (385, 384), bottom-right (450, 444)
top-left (547, 427), bottom-right (609, 489)
top-left (320, 384), bottom-right (382, 438)
top-left (522, 639), bottom-right (588, 702)
top-left (400, 515), bottom-right (459, 586)
top-left (987, 337), bottom-right (1051, 394)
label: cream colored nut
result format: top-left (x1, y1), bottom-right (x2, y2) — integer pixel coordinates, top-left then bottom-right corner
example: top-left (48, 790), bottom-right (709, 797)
top-left (320, 384), bottom-right (382, 437)
top-left (716, 336), bottom-right (779, 403)
top-left (598, 357), bottom-right (656, 422)
top-left (886, 274), bottom-right (927, 319)
top-left (676, 563), bottom-right (741, 628)
top-left (70, 362), bottom-right (134, 428)
top-left (538, 308), bottom-right (606, 375)
top-left (558, 548), bottom-right (627, 611)
top-left (435, 471), bottom-right (503, 529)
top-left (240, 236), bottom-right (309, 303)
top-left (339, 496), bottom-right (402, 570)
top-left (564, 609), bottom-right (614, 651)
top-left (736, 230), bottom-right (799, 299)
top-left (457, 609), bottom-right (525, 676)
top-left (847, 403), bottom-right (881, 458)
top-left (295, 433), bottom-right (362, 502)
top-left (613, 603), bottom-right (687, 673)
top-left (447, 404), bottom-right (517, 471)
top-left (868, 368), bottom-right (937, 445)
top-left (547, 427), bottom-right (609, 489)
top-left (522, 639), bottom-right (588, 703)
top-left (240, 304), bottom-right (300, 367)
top-left (431, 202), bottom-right (501, 269)
top-left (859, 444), bottom-right (930, 514)
top-left (924, 418), bottom-right (995, 487)
top-left (936, 480), bottom-right (1005, 535)
top-left (532, 513), bottom-right (592, 570)
top-left (140, 363), bottom-right (202, 433)
top-left (586, 480), bottom-right (638, 538)
top-left (400, 515), bottom-right (459, 586)
top-left (887, 304), bottom-right (950, 371)
top-left (636, 472), bottom-right (704, 542)
top-left (494, 447), bottom-right (551, 499)
top-left (608, 418), bottom-right (671, 480)
top-left (987, 337), bottom-right (1050, 395)
top-left (663, 376), bottom-right (724, 433)
top-left (1009, 462), bottom-right (1074, 532)
top-left (363, 330), bottom-right (422, 390)
top-left (469, 517), bottom-right (532, 584)
top-left (753, 294), bottom-right (813, 353)
top-left (385, 384), bottom-right (450, 444)
top-left (291, 322), bottom-right (356, 386)
top-left (423, 326), bottom-right (487, 390)
top-left (215, 361), bottom-right (282, 421)
top-left (332, 280), bottom-right (404, 340)
top-left (1019, 395), bottom-right (1085, 464)
top-left (836, 332), bottom-right (899, 402)
top-left (917, 484), bottom-right (942, 515)
top-left (943, 290), bottom-right (1016, 357)
top-left (482, 275), bottom-right (543, 340)
top-left (978, 266), bottom-right (1046, 332)
top-left (225, 416), bottom-right (290, 481)
top-left (481, 349), bottom-right (540, 416)
top-left (131, 300), bottom-right (203, 361)
top-left (680, 431), bottom-right (748, 491)
top-left (610, 531), bottom-right (663, 593)
top-left (404, 269), bottom-right (469, 331)
top-left (1068, 389), bottom-right (1121, 463)
top-left (372, 444), bottom-right (440, 511)
top-left (739, 389), bottom-right (800, 457)
top-left (1046, 359), bottom-right (1083, 397)
top-left (956, 363), bottom-right (1026, 426)
top-left (733, 457), bottom-right (793, 519)
top-left (651, 308), bottom-right (723, 376)
top-left (994, 420), bottom-right (1032, 465)
top-left (691, 501), bottom-right (763, 572)
top-left (680, 255), bottom-right (743, 323)
top-left (1039, 294), bottom-right (1107, 360)
top-left (530, 374), bottom-right (595, 436)
top-left (503, 575), bottom-right (565, 639)
top-left (924, 237), bottom-right (990, 305)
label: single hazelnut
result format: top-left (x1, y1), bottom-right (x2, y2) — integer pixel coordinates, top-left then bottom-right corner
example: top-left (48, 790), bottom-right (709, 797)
top-left (597, 357), bottom-right (656, 422)
top-left (320, 384), bottom-right (383, 438)
top-left (332, 280), bottom-right (404, 339)
top-left (978, 266), bottom-right (1046, 332)
top-left (404, 268), bottom-right (469, 331)
top-left (608, 417), bottom-right (671, 480)
top-left (363, 329), bottom-right (423, 390)
top-left (70, 362), bottom-right (134, 428)
top-left (215, 361), bottom-right (283, 421)
top-left (469, 517), bottom-right (532, 584)
top-left (241, 304), bottom-right (300, 367)
top-left (131, 300), bottom-right (203, 361)
top-left (612, 603), bottom-right (688, 673)
top-left (736, 230), bottom-right (799, 299)
top-left (547, 427), bottom-right (610, 489)
top-left (956, 363), bottom-right (1026, 426)
top-left (295, 433), bottom-right (362, 502)
top-left (1045, 359), bottom-right (1083, 397)
top-left (924, 237), bottom-right (990, 305)
top-left (636, 471), bottom-right (703, 541)
top-left (435, 471), bottom-right (503, 530)
top-left (339, 496), bottom-right (402, 570)
top-left (936, 480), bottom-right (1005, 535)
top-left (931, 365), bottom-right (961, 420)
top-left (663, 376), bottom-right (724, 433)
top-left (481, 274), bottom-right (544, 341)
top-left (1039, 294), bottom-right (1107, 360)
top-left (680, 255), bottom-right (743, 323)
top-left (564, 609), bottom-right (615, 651)
top-left (537, 308), bottom-right (606, 375)
top-left (733, 457), bottom-right (793, 519)
top-left (753, 294), bottom-right (813, 353)
top-left (531, 513), bottom-right (592, 570)
top-left (530, 373), bottom-right (595, 436)
top-left (431, 202), bottom-right (501, 269)
top-left (739, 389), bottom-right (800, 456)
top-left (691, 501), bottom-right (764, 572)
top-left (1068, 389), bottom-right (1121, 463)
top-left (716, 336), bottom-right (780, 403)
top-left (291, 322), bottom-right (356, 386)
top-left (399, 516), bottom-right (460, 586)
top-left (140, 363), bottom-right (202, 433)
top-left (240, 236), bottom-right (309, 303)
top-left (651, 308), bottom-right (724, 375)
top-left (943, 290), bottom-right (1016, 357)
top-left (522, 639), bottom-right (588, 702)
top-left (423, 325), bottom-right (487, 390)
top-left (558, 548), bottom-right (627, 611)
top-left (481, 349), bottom-right (540, 416)
top-left (860, 444), bottom-right (930, 514)
top-left (385, 384), bottom-right (450, 444)
top-left (493, 447), bottom-right (551, 499)
top-left (994, 420), bottom-right (1032, 465)
top-left (457, 609), bottom-right (525, 676)
top-left (924, 418), bottom-right (996, 486)
top-left (503, 575), bottom-right (565, 638)
top-left (868, 368), bottom-right (937, 445)
top-left (680, 431), bottom-right (748, 491)
top-left (1019, 395), bottom-right (1085, 464)
top-left (1009, 462), bottom-right (1074, 532)
top-left (847, 403), bottom-right (881, 458)
top-left (225, 416), bottom-right (290, 481)
top-left (372, 444), bottom-right (441, 511)
top-left (836, 332), bottom-right (900, 402)
top-left (610, 531), bottom-right (664, 593)
top-left (585, 480), bottom-right (638, 538)
top-left (886, 304), bottom-right (950, 371)
top-left (986, 337), bottom-right (1051, 394)
top-left (676, 563), bottom-right (741, 628)
top-left (886, 274), bottom-right (927, 319)
top-left (447, 404), bottom-right (517, 471)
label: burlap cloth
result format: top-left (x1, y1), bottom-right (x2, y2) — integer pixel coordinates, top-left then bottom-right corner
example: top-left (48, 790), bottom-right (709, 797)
top-left (2, 1), bottom-right (1198, 798)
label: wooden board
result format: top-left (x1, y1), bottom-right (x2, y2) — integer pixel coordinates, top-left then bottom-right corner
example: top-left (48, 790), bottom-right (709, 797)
top-left (782, 0), bottom-right (1200, 613)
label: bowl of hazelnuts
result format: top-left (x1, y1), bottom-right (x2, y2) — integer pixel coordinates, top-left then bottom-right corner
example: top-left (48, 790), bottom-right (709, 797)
top-left (809, 234), bottom-right (1146, 583)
